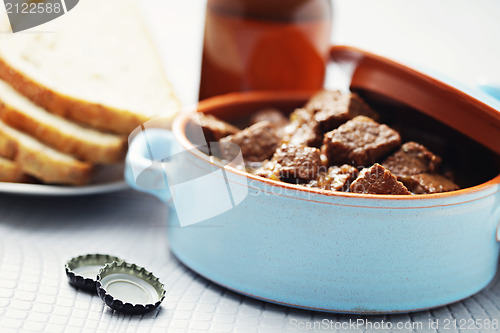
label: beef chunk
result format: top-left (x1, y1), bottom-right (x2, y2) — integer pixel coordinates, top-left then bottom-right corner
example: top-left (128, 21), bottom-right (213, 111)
top-left (290, 107), bottom-right (312, 124)
top-left (285, 122), bottom-right (323, 148)
top-left (402, 173), bottom-right (460, 194)
top-left (282, 108), bottom-right (323, 147)
top-left (220, 121), bottom-right (279, 162)
top-left (305, 90), bottom-right (342, 111)
top-left (252, 160), bottom-right (280, 181)
top-left (305, 90), bottom-right (380, 133)
top-left (191, 113), bottom-right (239, 143)
top-left (322, 116), bottom-right (401, 167)
top-left (251, 108), bottom-right (289, 140)
top-left (382, 142), bottom-right (442, 178)
top-left (250, 108), bottom-right (289, 127)
top-left (350, 164), bottom-right (411, 195)
top-left (271, 145), bottom-right (322, 183)
top-left (308, 164), bottom-right (358, 191)
top-left (253, 146), bottom-right (322, 184)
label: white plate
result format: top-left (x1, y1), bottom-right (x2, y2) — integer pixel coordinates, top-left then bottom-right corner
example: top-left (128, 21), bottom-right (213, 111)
top-left (0, 164), bottom-right (128, 196)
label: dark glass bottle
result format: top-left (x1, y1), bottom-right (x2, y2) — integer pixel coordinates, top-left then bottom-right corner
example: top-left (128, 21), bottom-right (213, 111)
top-left (199, 0), bottom-right (333, 100)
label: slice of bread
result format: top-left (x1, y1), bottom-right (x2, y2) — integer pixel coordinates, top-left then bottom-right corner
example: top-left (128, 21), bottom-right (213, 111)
top-left (0, 0), bottom-right (180, 135)
top-left (0, 156), bottom-right (29, 183)
top-left (0, 79), bottom-right (126, 164)
top-left (0, 120), bottom-right (92, 185)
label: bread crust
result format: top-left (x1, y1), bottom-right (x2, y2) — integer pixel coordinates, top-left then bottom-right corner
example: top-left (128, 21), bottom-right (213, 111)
top-left (0, 101), bottom-right (127, 164)
top-left (0, 57), bottom-right (151, 135)
top-left (0, 127), bottom-right (17, 159)
top-left (0, 124), bottom-right (93, 185)
top-left (0, 157), bottom-right (29, 183)
top-left (15, 147), bottom-right (92, 186)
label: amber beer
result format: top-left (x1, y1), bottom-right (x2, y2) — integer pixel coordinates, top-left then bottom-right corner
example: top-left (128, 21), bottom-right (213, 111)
top-left (199, 0), bottom-right (332, 100)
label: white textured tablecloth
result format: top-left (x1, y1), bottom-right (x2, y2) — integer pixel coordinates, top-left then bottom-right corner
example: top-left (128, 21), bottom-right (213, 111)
top-left (0, 190), bottom-right (499, 333)
top-left (1, 0), bottom-right (500, 332)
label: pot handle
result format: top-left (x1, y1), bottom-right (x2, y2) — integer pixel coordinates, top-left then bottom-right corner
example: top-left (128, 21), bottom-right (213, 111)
top-left (496, 203), bottom-right (500, 242)
top-left (493, 188), bottom-right (500, 242)
top-left (496, 222), bottom-right (500, 243)
top-left (477, 82), bottom-right (500, 241)
top-left (125, 128), bottom-right (176, 203)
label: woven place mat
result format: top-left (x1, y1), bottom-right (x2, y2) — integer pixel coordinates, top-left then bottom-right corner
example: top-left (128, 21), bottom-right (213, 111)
top-left (0, 190), bottom-right (499, 333)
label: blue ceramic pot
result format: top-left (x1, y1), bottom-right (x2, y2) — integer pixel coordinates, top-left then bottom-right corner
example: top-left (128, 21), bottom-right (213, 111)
top-left (125, 48), bottom-right (500, 314)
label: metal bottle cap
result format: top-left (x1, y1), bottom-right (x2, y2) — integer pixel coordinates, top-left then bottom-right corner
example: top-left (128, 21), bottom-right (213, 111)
top-left (96, 261), bottom-right (166, 315)
top-left (65, 254), bottom-right (122, 293)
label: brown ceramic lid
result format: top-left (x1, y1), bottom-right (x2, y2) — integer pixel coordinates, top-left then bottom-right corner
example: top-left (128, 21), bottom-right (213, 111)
top-left (330, 45), bottom-right (500, 155)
